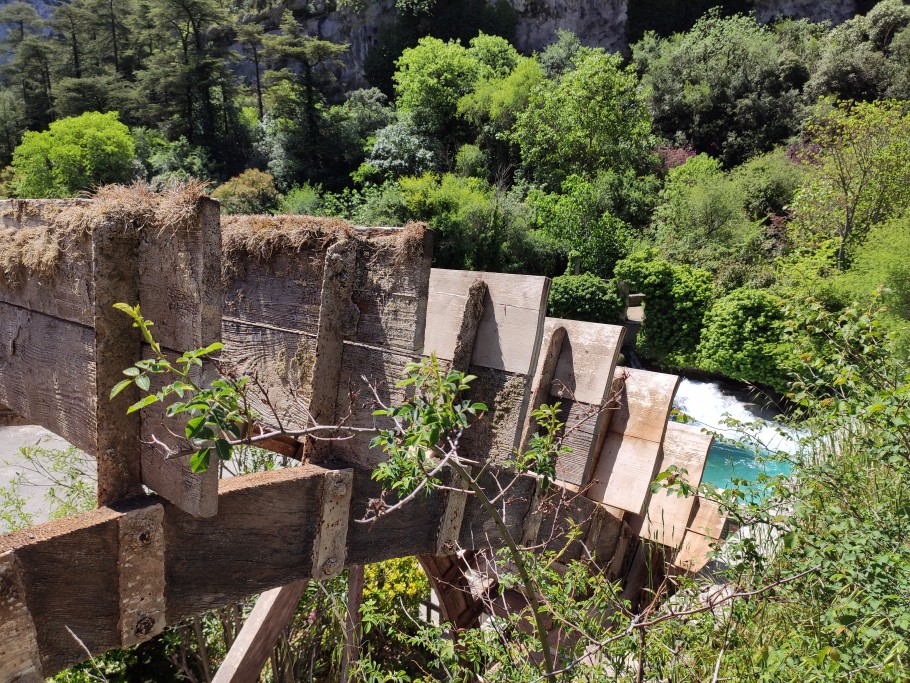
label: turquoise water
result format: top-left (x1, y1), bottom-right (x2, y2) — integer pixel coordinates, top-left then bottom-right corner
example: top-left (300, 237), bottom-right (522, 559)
top-left (673, 379), bottom-right (794, 492)
top-left (702, 441), bottom-right (792, 491)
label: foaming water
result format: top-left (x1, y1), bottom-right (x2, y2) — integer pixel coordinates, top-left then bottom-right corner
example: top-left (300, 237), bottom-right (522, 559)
top-left (673, 379), bottom-right (794, 490)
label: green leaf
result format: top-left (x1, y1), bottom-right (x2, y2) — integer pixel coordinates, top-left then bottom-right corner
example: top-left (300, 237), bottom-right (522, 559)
top-left (109, 379), bottom-right (132, 400)
top-left (189, 448), bottom-right (211, 473)
top-left (126, 394), bottom-right (158, 414)
top-left (135, 374), bottom-right (151, 391)
top-left (198, 342), bottom-right (225, 356)
top-left (215, 439), bottom-right (232, 461)
top-left (123, 367), bottom-right (140, 377)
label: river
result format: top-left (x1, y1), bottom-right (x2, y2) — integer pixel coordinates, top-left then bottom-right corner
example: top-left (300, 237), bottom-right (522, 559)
top-left (672, 379), bottom-right (794, 490)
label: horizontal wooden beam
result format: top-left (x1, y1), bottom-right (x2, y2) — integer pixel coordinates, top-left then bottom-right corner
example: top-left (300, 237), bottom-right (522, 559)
top-left (0, 460), bottom-right (570, 676)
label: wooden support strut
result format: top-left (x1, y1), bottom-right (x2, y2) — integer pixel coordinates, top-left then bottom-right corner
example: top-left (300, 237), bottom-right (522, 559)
top-left (0, 552), bottom-right (43, 683)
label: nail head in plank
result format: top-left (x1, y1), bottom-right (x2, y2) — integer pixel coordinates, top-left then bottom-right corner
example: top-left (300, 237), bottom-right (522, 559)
top-left (0, 551), bottom-right (43, 683)
top-left (118, 505), bottom-right (166, 646)
top-left (311, 468), bottom-right (354, 580)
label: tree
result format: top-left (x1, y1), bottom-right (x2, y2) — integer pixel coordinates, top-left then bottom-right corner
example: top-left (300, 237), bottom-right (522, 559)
top-left (790, 98), bottom-right (910, 270)
top-left (633, 11), bottom-right (809, 166)
top-left (393, 36), bottom-right (487, 149)
top-left (211, 168), bottom-right (281, 214)
top-left (11, 111), bottom-right (136, 197)
top-left (512, 50), bottom-right (653, 191)
top-left (236, 22), bottom-right (266, 121)
top-left (696, 288), bottom-right (787, 389)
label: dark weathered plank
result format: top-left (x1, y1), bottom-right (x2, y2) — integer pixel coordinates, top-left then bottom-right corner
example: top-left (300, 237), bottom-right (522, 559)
top-left (0, 551), bottom-right (43, 682)
top-left (163, 466), bottom-right (325, 621)
top-left (0, 199), bottom-right (95, 327)
top-left (138, 197), bottom-right (222, 352)
top-left (458, 366), bottom-right (532, 466)
top-left (0, 302), bottom-right (96, 454)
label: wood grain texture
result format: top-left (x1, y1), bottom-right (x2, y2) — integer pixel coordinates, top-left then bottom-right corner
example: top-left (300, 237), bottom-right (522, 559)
top-left (629, 423), bottom-right (712, 548)
top-left (0, 463), bottom-right (637, 674)
top-left (687, 496), bottom-right (726, 539)
top-left (139, 198), bottom-right (221, 352)
top-left (423, 269), bottom-right (549, 375)
top-left (674, 531), bottom-right (716, 573)
top-left (608, 368), bottom-right (679, 443)
top-left (117, 505), bottom-right (166, 647)
top-left (163, 466), bottom-right (325, 622)
top-left (212, 580), bottom-right (310, 683)
top-left (587, 433), bottom-right (662, 516)
top-left (437, 466), bottom-right (471, 555)
top-left (139, 346), bottom-right (219, 518)
top-left (311, 469), bottom-right (354, 580)
top-left (0, 302), bottom-right (96, 454)
top-left (0, 551), bottom-right (43, 682)
top-left (0, 199), bottom-right (94, 327)
top-left (92, 218), bottom-right (143, 505)
top-left (0, 506), bottom-right (123, 676)
top-left (545, 319), bottom-right (624, 405)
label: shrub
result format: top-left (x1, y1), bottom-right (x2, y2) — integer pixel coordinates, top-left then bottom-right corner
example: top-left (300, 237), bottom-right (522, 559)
top-left (279, 183), bottom-right (323, 215)
top-left (696, 288), bottom-right (787, 389)
top-left (11, 111), bottom-right (135, 197)
top-left (547, 272), bottom-right (625, 324)
top-left (615, 249), bottom-right (714, 364)
top-left (211, 169), bottom-right (281, 215)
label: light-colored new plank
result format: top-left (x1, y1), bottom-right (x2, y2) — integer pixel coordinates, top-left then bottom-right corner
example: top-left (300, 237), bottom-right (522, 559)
top-left (631, 422), bottom-right (713, 548)
top-left (674, 530), bottom-right (716, 573)
top-left (423, 269), bottom-right (549, 375)
top-left (687, 496), bottom-right (726, 539)
top-left (545, 318), bottom-right (624, 405)
top-left (587, 432), bottom-right (662, 516)
top-left (609, 368), bottom-right (680, 443)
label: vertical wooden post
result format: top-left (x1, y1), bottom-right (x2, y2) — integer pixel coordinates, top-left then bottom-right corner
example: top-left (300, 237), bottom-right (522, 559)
top-left (340, 564), bottom-right (365, 683)
top-left (0, 552), bottom-right (43, 682)
top-left (92, 218), bottom-right (143, 506)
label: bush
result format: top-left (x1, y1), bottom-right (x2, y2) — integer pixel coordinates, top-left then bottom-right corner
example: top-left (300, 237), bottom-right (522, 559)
top-left (696, 288), bottom-right (787, 389)
top-left (279, 183), bottom-right (323, 215)
top-left (211, 169), bottom-right (281, 215)
top-left (547, 272), bottom-right (625, 324)
top-left (615, 249), bottom-right (714, 364)
top-left (12, 111), bottom-right (135, 197)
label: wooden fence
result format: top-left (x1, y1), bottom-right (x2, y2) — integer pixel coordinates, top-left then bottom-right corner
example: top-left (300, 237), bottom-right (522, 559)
top-left (0, 192), bottom-right (724, 680)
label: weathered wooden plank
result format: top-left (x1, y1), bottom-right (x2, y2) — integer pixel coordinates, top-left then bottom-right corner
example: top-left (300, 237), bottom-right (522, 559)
top-left (311, 469), bottom-right (354, 580)
top-left (423, 269), bottom-right (549, 374)
top-left (138, 197), bottom-right (221, 352)
top-left (212, 580), bottom-right (310, 683)
top-left (139, 346), bottom-right (219, 518)
top-left (437, 466), bottom-right (471, 555)
top-left (0, 506), bottom-right (123, 676)
top-left (674, 531), bottom-right (716, 573)
top-left (0, 199), bottom-right (94, 327)
top-left (0, 302), bottom-right (96, 454)
top-left (629, 423), bottom-right (712, 548)
top-left (118, 505), bottom-right (166, 646)
top-left (331, 342), bottom-right (415, 468)
top-left (163, 466), bottom-right (325, 622)
top-left (458, 365), bottom-right (533, 466)
top-left (608, 369), bottom-right (679, 444)
top-left (0, 551), bottom-right (43, 682)
top-left (587, 433), bottom-right (662, 516)
top-left (546, 319), bottom-right (624, 405)
top-left (222, 218), bottom-right (432, 353)
top-left (93, 218), bottom-right (143, 505)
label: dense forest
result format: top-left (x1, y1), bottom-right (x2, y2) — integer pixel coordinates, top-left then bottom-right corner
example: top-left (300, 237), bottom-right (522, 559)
top-left (3, 0), bottom-right (910, 680)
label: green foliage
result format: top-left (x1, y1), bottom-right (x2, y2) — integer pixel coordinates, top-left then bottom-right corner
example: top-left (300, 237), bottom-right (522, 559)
top-left (467, 32), bottom-right (519, 78)
top-left (211, 168), bottom-right (281, 215)
top-left (279, 183), bottom-right (324, 215)
top-left (633, 11), bottom-right (808, 166)
top-left (371, 355), bottom-right (487, 498)
top-left (393, 36), bottom-right (486, 145)
top-left (529, 174), bottom-right (631, 279)
top-left (697, 288), bottom-right (788, 390)
top-left (112, 303), bottom-right (247, 473)
top-left (650, 153), bottom-right (767, 290)
top-left (547, 273), bottom-right (626, 325)
top-left (512, 50), bottom-right (654, 191)
top-left (615, 250), bottom-right (714, 364)
top-left (11, 111), bottom-right (135, 197)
